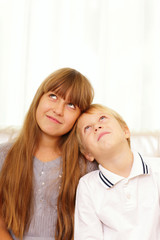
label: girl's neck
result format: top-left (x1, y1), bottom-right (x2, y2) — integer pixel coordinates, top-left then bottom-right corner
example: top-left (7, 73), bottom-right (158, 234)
top-left (35, 134), bottom-right (61, 162)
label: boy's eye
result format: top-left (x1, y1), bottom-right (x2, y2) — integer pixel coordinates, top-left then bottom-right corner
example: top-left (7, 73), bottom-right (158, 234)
top-left (84, 125), bottom-right (91, 132)
top-left (67, 103), bottom-right (76, 109)
top-left (100, 116), bottom-right (107, 121)
top-left (49, 93), bottom-right (57, 100)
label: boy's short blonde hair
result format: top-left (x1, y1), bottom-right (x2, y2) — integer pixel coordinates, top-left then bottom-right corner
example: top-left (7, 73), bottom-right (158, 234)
top-left (76, 104), bottom-right (131, 154)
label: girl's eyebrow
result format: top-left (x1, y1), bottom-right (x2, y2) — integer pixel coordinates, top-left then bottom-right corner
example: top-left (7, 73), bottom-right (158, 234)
top-left (48, 91), bottom-right (72, 103)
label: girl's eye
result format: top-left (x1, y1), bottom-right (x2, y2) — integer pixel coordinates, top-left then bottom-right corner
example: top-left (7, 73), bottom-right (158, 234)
top-left (49, 93), bottom-right (57, 100)
top-left (100, 116), bottom-right (107, 121)
top-left (67, 103), bottom-right (76, 109)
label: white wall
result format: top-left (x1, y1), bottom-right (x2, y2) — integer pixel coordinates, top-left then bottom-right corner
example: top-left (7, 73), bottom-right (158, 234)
top-left (0, 0), bottom-right (160, 131)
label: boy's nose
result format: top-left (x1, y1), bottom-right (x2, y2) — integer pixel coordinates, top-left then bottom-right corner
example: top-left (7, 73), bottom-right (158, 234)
top-left (94, 125), bottom-right (102, 132)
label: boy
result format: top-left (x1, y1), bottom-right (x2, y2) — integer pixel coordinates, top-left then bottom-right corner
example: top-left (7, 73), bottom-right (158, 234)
top-left (74, 104), bottom-right (160, 240)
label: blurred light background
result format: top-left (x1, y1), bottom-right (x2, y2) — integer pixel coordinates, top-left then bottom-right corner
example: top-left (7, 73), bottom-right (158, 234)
top-left (0, 0), bottom-right (160, 132)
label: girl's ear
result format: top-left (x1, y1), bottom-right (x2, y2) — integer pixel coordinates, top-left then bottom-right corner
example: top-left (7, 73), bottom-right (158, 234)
top-left (84, 152), bottom-right (95, 162)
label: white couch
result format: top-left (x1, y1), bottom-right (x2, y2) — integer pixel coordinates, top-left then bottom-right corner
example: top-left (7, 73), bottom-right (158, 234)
top-left (131, 132), bottom-right (160, 157)
top-left (0, 127), bottom-right (20, 144)
top-left (0, 127), bottom-right (160, 158)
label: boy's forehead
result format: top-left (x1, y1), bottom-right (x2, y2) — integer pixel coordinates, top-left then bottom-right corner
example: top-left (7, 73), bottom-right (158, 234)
top-left (82, 110), bottom-right (111, 118)
top-left (78, 110), bottom-right (111, 127)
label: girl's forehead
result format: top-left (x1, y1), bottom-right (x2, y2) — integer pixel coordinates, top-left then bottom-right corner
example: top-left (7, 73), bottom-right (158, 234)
top-left (47, 87), bottom-right (84, 110)
top-left (50, 88), bottom-right (71, 100)
top-left (48, 89), bottom-right (71, 100)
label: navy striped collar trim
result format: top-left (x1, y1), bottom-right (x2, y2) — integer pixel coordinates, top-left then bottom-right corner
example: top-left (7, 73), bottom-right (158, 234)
top-left (99, 153), bottom-right (149, 188)
top-left (138, 152), bottom-right (149, 174)
top-left (99, 171), bottom-right (114, 188)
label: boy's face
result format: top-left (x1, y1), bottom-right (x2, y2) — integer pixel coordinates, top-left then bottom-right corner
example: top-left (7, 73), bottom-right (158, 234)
top-left (77, 110), bottom-right (130, 163)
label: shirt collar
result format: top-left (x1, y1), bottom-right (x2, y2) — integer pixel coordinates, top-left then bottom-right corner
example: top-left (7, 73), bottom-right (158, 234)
top-left (99, 151), bottom-right (150, 189)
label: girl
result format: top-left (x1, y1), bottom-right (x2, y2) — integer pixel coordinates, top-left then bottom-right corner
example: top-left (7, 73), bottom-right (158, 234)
top-left (0, 68), bottom-right (94, 240)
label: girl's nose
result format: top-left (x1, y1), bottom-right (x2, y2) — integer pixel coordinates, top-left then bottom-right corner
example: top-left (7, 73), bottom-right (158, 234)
top-left (53, 102), bottom-right (64, 116)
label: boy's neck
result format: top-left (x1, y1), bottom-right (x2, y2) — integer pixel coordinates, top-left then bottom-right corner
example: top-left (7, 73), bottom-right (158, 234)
top-left (100, 147), bottom-right (133, 178)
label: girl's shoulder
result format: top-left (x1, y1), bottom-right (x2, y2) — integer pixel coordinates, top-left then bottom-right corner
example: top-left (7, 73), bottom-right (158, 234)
top-left (79, 155), bottom-right (98, 174)
top-left (86, 160), bottom-right (98, 173)
top-left (0, 142), bottom-right (13, 169)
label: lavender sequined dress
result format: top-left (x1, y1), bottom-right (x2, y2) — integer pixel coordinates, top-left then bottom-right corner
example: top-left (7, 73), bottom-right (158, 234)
top-left (0, 143), bottom-right (62, 240)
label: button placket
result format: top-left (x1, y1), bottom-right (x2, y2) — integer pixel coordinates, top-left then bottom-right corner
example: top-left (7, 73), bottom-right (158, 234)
top-left (123, 179), bottom-right (131, 200)
top-left (122, 179), bottom-right (137, 211)
top-left (33, 156), bottom-right (62, 216)
top-left (39, 164), bottom-right (46, 203)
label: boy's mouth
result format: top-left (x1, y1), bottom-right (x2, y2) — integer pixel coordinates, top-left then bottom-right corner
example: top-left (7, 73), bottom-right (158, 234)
top-left (98, 132), bottom-right (110, 141)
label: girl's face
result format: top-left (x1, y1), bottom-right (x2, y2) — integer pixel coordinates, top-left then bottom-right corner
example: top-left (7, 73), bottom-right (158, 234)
top-left (36, 91), bottom-right (81, 140)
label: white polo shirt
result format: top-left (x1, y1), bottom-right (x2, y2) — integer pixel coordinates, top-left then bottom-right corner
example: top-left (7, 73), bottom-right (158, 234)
top-left (74, 152), bottom-right (160, 240)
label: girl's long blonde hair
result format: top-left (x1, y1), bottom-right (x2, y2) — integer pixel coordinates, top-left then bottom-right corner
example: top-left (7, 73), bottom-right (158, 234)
top-left (0, 68), bottom-right (94, 239)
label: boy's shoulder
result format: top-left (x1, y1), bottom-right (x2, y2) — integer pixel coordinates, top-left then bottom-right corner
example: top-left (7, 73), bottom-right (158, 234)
top-left (144, 156), bottom-right (160, 173)
top-left (79, 169), bottom-right (100, 187)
